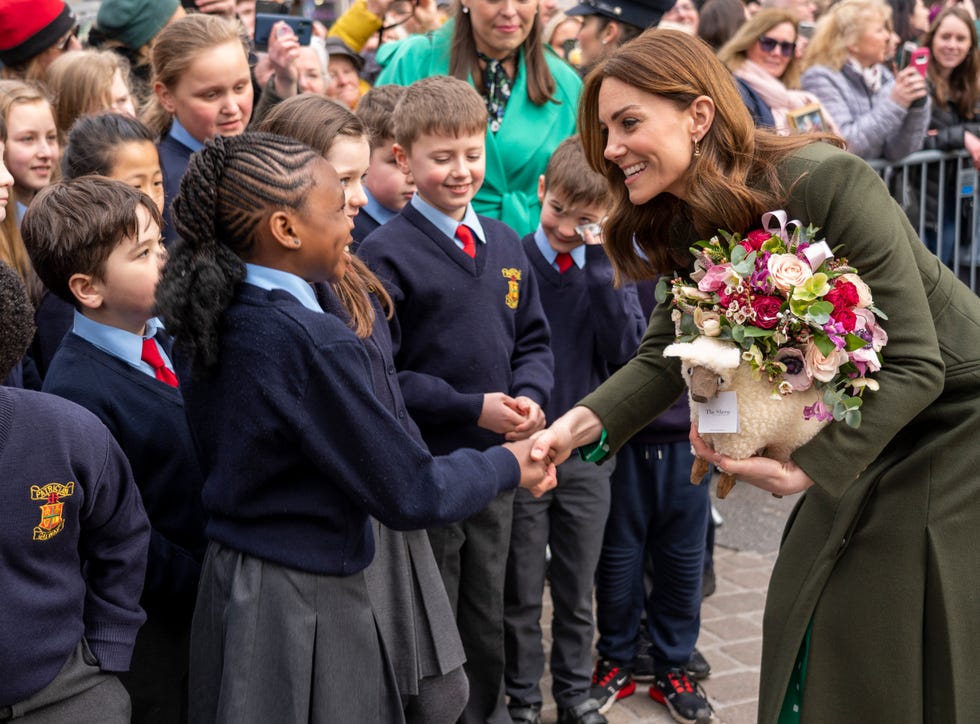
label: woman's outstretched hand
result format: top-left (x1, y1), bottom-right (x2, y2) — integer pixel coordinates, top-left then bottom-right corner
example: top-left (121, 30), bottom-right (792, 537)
top-left (689, 424), bottom-right (816, 497)
top-left (530, 406), bottom-right (605, 467)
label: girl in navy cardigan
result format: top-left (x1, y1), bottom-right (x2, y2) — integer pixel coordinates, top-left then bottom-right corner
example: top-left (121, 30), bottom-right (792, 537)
top-left (155, 132), bottom-right (555, 724)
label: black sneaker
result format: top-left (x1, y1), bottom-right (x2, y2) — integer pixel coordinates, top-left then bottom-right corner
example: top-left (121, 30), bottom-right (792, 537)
top-left (589, 658), bottom-right (636, 714)
top-left (557, 698), bottom-right (607, 724)
top-left (686, 647), bottom-right (711, 680)
top-left (507, 702), bottom-right (541, 724)
top-left (649, 669), bottom-right (713, 724)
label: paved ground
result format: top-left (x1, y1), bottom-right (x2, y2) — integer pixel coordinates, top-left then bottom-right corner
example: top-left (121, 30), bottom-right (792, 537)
top-left (536, 479), bottom-right (800, 724)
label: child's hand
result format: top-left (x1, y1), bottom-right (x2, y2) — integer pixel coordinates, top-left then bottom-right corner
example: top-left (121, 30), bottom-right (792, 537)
top-left (478, 392), bottom-right (526, 434)
top-left (503, 438), bottom-right (558, 498)
top-left (504, 396), bottom-right (546, 440)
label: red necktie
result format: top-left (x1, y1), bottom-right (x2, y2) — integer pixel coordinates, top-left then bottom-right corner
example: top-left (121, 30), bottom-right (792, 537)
top-left (556, 252), bottom-right (573, 273)
top-left (456, 224), bottom-right (476, 258)
top-left (141, 338), bottom-right (179, 388)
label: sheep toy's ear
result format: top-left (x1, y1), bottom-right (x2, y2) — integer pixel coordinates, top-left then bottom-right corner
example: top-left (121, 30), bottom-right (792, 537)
top-left (663, 342), bottom-right (692, 359)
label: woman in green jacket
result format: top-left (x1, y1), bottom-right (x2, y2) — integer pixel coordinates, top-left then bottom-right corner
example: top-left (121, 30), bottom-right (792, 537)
top-left (374, 0), bottom-right (581, 236)
top-left (533, 28), bottom-right (980, 724)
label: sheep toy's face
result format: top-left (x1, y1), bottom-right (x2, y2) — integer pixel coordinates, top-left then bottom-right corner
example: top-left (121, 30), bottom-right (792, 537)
top-left (682, 363), bottom-right (734, 403)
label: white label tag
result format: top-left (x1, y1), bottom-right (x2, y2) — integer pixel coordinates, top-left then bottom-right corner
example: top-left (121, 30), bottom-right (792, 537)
top-left (697, 391), bottom-right (739, 433)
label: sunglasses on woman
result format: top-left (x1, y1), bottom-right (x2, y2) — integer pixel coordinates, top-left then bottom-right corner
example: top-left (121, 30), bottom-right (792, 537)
top-left (758, 35), bottom-right (796, 57)
top-left (57, 24), bottom-right (80, 51)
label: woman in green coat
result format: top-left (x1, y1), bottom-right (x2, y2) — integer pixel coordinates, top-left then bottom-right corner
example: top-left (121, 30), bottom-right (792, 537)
top-left (374, 0), bottom-right (581, 237)
top-left (533, 29), bottom-right (980, 723)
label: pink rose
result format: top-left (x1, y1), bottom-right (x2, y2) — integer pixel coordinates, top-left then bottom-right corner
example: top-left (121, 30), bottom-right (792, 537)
top-left (751, 295), bottom-right (782, 329)
top-left (767, 253), bottom-right (812, 292)
top-left (804, 342), bottom-right (848, 383)
top-left (697, 263), bottom-right (733, 293)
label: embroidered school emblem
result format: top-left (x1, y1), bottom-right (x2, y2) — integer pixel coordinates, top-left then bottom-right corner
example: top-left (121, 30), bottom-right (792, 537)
top-left (31, 482), bottom-right (75, 541)
top-left (502, 268), bottom-right (521, 309)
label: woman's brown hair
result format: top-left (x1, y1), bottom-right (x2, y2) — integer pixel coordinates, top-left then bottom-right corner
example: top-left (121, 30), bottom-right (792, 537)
top-left (922, 6), bottom-right (980, 119)
top-left (449, 0), bottom-right (558, 106)
top-left (258, 95), bottom-right (392, 338)
top-left (578, 29), bottom-right (841, 282)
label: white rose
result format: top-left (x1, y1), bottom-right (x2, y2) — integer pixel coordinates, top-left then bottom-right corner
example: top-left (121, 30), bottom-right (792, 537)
top-left (767, 253), bottom-right (812, 292)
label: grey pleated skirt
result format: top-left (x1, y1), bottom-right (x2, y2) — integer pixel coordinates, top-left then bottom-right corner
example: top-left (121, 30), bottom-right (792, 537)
top-left (188, 542), bottom-right (405, 724)
top-left (363, 521), bottom-right (466, 697)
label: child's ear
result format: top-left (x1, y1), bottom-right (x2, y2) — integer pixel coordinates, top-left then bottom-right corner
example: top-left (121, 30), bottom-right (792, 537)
top-left (537, 175), bottom-right (546, 205)
top-left (154, 81), bottom-right (177, 114)
top-left (68, 273), bottom-right (104, 311)
top-left (265, 209), bottom-right (303, 252)
top-left (392, 143), bottom-right (411, 175)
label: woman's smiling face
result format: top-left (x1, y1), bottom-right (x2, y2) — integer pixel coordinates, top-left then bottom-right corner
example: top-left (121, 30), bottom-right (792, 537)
top-left (598, 77), bottom-right (703, 205)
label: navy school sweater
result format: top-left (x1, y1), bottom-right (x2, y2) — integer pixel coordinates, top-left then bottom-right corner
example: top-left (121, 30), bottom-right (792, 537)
top-left (178, 284), bottom-right (521, 575)
top-left (157, 133), bottom-right (193, 247)
top-left (42, 333), bottom-right (207, 620)
top-left (522, 235), bottom-right (646, 424)
top-left (351, 207), bottom-right (382, 251)
top-left (357, 203), bottom-right (554, 455)
top-left (0, 387), bottom-right (149, 706)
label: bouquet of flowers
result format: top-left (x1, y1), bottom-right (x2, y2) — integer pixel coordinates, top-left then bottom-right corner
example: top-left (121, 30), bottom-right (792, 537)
top-left (656, 210), bottom-right (888, 429)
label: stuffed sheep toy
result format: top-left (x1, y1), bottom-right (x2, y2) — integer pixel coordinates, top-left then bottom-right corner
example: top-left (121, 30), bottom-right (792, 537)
top-left (664, 336), bottom-right (828, 498)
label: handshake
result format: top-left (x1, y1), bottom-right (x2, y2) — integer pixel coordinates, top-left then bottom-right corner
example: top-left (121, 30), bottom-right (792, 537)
top-left (499, 408), bottom-right (592, 498)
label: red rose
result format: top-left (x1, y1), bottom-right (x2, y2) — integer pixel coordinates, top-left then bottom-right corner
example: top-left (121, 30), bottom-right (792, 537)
top-left (824, 281), bottom-right (859, 312)
top-left (744, 229), bottom-right (771, 250)
top-left (751, 295), bottom-right (782, 329)
top-left (835, 309), bottom-right (857, 332)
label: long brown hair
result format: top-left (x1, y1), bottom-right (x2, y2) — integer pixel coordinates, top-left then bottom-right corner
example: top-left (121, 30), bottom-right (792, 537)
top-left (923, 6), bottom-right (980, 119)
top-left (579, 29), bottom-right (841, 281)
top-left (449, 1), bottom-right (557, 106)
top-left (258, 95), bottom-right (393, 338)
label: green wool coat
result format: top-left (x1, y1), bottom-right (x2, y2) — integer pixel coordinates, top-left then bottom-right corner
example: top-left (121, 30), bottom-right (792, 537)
top-left (374, 21), bottom-right (582, 237)
top-left (579, 142), bottom-right (980, 723)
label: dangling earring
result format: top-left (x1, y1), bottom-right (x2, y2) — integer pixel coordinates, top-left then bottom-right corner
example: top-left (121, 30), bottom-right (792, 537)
top-left (693, 136), bottom-right (701, 158)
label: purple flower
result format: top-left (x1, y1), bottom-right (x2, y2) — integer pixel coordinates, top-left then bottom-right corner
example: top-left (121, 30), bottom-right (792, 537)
top-left (803, 400), bottom-right (833, 422)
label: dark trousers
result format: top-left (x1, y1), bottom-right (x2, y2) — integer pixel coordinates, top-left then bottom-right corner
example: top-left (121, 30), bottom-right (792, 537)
top-left (118, 612), bottom-right (190, 723)
top-left (595, 440), bottom-right (709, 669)
top-left (427, 488), bottom-right (515, 724)
top-left (504, 456), bottom-right (613, 709)
top-left (1, 638), bottom-right (130, 723)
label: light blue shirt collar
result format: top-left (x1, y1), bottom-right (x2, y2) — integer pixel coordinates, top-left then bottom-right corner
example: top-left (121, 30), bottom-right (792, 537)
top-left (72, 311), bottom-right (171, 379)
top-left (169, 118), bottom-right (205, 153)
top-left (363, 188), bottom-right (399, 226)
top-left (244, 263), bottom-right (322, 313)
top-left (15, 201), bottom-right (28, 227)
top-left (533, 225), bottom-right (585, 270)
top-left (410, 194), bottom-right (486, 248)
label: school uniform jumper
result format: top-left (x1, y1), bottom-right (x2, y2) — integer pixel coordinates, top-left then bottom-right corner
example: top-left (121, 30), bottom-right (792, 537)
top-left (375, 20), bottom-right (582, 237)
top-left (157, 121), bottom-right (201, 246)
top-left (504, 232), bottom-right (645, 710)
top-left (358, 202), bottom-right (554, 724)
top-left (42, 322), bottom-right (207, 723)
top-left (578, 143), bottom-right (980, 723)
top-left (315, 282), bottom-right (466, 703)
top-left (181, 280), bottom-right (523, 724)
top-left (0, 387), bottom-right (149, 720)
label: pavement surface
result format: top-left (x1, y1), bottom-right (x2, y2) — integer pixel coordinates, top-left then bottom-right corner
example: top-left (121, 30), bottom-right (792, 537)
top-left (536, 479), bottom-right (801, 724)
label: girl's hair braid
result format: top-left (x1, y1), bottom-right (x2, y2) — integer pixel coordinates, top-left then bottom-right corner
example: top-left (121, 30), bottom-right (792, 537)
top-left (156, 132), bottom-right (319, 376)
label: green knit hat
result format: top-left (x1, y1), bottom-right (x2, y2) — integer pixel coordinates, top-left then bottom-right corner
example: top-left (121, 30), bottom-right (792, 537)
top-left (96, 0), bottom-right (179, 51)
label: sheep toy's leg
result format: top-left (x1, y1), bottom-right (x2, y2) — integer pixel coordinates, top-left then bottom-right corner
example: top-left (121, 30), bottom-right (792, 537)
top-left (690, 456), bottom-right (710, 485)
top-left (716, 472), bottom-right (737, 499)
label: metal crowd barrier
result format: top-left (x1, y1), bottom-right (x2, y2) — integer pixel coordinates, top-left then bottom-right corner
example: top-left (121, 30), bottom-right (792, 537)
top-left (867, 150), bottom-right (978, 293)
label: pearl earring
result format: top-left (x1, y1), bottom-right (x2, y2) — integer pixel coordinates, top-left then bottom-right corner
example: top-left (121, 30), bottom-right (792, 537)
top-left (462, 4), bottom-right (469, 12)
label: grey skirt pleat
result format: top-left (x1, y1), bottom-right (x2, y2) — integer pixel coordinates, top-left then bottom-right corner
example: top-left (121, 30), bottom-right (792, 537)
top-left (363, 521), bottom-right (466, 697)
top-left (188, 541), bottom-right (405, 724)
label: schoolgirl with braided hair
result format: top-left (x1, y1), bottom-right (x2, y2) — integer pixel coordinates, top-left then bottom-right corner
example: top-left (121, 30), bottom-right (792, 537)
top-left (260, 94), bottom-right (470, 724)
top-left (155, 131), bottom-right (556, 723)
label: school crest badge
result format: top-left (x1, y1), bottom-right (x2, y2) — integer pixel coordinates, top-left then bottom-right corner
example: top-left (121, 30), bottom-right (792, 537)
top-left (31, 482), bottom-right (75, 541)
top-left (502, 268), bottom-right (521, 309)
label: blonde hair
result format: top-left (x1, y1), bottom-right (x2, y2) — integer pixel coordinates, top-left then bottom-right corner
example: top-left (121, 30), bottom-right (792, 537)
top-left (142, 14), bottom-right (250, 137)
top-left (0, 80), bottom-right (58, 302)
top-left (802, 0), bottom-right (891, 72)
top-left (718, 9), bottom-right (803, 87)
top-left (45, 50), bottom-right (132, 138)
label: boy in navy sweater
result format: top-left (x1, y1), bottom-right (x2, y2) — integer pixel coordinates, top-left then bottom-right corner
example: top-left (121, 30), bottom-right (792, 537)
top-left (358, 76), bottom-right (554, 724)
top-left (22, 177), bottom-right (206, 723)
top-left (503, 137), bottom-right (646, 724)
top-left (352, 84), bottom-right (417, 248)
top-left (0, 259), bottom-right (149, 722)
